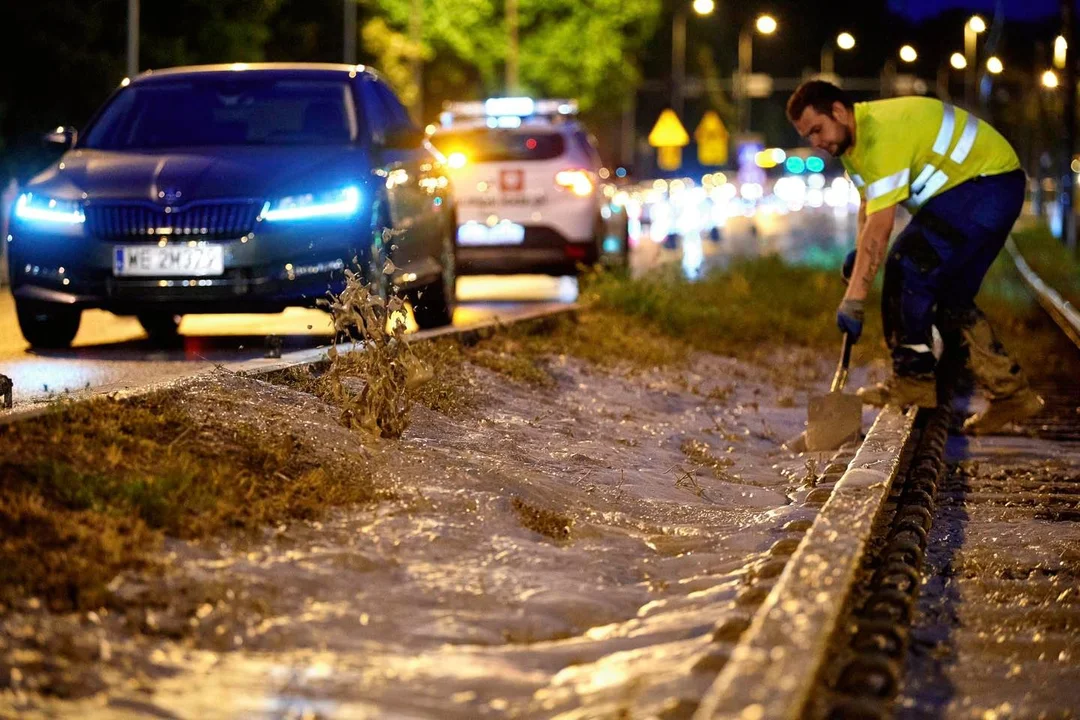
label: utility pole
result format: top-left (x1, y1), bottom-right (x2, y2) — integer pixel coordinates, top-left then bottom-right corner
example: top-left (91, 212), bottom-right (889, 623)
top-left (622, 94), bottom-right (637, 169)
top-left (506, 0), bottom-right (519, 94)
top-left (1062, 0), bottom-right (1077, 251)
top-left (410, 0), bottom-right (423, 121)
top-left (672, 5), bottom-right (687, 117)
top-left (126, 0), bottom-right (139, 78)
top-left (344, 0), bottom-right (357, 65)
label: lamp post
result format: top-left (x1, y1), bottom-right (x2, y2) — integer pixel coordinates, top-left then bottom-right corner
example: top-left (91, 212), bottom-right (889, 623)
top-left (344, 0), bottom-right (356, 64)
top-left (964, 15), bottom-right (986, 107)
top-left (737, 14), bottom-right (777, 133)
top-left (1061, 0), bottom-right (1076, 251)
top-left (507, 0), bottom-right (520, 94)
top-left (127, 0), bottom-right (139, 77)
top-left (672, 0), bottom-right (715, 118)
top-left (821, 32), bottom-right (855, 76)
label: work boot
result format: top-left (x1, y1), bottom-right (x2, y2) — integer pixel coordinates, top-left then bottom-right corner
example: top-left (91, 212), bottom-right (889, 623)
top-left (856, 374), bottom-right (938, 408)
top-left (962, 388), bottom-right (1045, 436)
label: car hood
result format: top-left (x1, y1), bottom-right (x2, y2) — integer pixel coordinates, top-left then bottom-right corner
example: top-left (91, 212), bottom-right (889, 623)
top-left (28, 146), bottom-right (368, 203)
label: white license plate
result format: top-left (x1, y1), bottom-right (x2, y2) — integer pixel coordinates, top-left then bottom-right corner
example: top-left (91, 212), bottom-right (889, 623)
top-left (457, 221), bottom-right (526, 246)
top-left (114, 244), bottom-right (225, 277)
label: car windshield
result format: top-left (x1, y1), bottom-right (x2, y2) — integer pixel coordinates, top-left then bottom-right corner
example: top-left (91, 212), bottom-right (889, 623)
top-left (82, 77), bottom-right (358, 149)
top-left (431, 128), bottom-right (565, 162)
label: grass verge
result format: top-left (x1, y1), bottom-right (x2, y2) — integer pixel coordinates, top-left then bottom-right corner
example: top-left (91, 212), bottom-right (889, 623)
top-left (977, 229), bottom-right (1080, 379)
top-left (0, 387), bottom-right (378, 610)
top-left (580, 258), bottom-right (884, 360)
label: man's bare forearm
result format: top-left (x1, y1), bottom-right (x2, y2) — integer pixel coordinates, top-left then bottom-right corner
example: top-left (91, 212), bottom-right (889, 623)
top-left (845, 207), bottom-right (896, 301)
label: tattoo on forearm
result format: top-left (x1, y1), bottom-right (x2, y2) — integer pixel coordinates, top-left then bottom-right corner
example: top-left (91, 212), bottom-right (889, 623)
top-left (858, 243), bottom-right (885, 294)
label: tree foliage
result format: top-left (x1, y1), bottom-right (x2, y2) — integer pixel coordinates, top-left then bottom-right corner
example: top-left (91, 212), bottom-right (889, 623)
top-left (361, 0), bottom-right (662, 116)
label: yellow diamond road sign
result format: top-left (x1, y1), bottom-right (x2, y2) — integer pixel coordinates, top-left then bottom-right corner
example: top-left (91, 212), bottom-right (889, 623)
top-left (648, 110), bottom-right (690, 148)
top-left (695, 110), bottom-right (729, 166)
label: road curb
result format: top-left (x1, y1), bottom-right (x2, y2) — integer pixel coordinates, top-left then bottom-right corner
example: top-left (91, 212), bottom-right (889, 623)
top-left (0, 304), bottom-right (578, 426)
top-left (693, 405), bottom-right (917, 720)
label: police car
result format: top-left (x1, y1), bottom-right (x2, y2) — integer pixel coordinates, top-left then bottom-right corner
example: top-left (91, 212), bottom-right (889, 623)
top-left (429, 98), bottom-right (626, 277)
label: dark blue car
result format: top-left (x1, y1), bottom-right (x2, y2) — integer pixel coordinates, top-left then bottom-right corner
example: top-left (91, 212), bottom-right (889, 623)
top-left (8, 63), bottom-right (457, 347)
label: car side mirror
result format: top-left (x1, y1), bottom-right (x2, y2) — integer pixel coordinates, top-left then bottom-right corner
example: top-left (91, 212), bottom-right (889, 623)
top-left (43, 126), bottom-right (77, 149)
top-left (382, 127), bottom-right (424, 151)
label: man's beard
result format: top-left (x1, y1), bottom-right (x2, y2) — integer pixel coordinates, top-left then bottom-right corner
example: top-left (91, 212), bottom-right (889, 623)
top-left (831, 127), bottom-right (852, 157)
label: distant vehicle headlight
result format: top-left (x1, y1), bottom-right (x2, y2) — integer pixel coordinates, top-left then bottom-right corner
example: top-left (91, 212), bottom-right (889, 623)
top-left (14, 193), bottom-right (85, 225)
top-left (260, 186), bottom-right (361, 222)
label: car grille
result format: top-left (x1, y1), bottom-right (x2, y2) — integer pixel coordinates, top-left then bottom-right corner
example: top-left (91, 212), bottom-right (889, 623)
top-left (85, 201), bottom-right (263, 240)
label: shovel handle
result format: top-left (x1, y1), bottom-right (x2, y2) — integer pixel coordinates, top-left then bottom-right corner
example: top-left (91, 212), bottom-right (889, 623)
top-left (831, 332), bottom-right (853, 393)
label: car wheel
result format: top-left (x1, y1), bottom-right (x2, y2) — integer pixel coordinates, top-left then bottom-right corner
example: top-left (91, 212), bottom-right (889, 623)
top-left (15, 299), bottom-right (81, 349)
top-left (409, 224), bottom-right (456, 329)
top-left (137, 312), bottom-right (182, 345)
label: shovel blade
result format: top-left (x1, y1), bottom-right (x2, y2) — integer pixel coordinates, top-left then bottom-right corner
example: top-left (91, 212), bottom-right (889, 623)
top-left (806, 391), bottom-right (863, 451)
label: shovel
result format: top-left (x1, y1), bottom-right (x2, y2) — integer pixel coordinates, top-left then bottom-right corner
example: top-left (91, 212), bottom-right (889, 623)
top-left (805, 332), bottom-right (863, 451)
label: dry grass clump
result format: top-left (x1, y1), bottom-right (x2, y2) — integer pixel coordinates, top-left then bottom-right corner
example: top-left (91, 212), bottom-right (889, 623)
top-left (408, 339), bottom-right (482, 418)
top-left (679, 438), bottom-right (735, 480)
top-left (0, 390), bottom-right (377, 609)
top-left (511, 497), bottom-right (573, 542)
top-left (462, 309), bottom-right (690, 388)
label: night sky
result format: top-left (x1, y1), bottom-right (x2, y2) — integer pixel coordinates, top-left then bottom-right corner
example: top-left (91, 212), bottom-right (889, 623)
top-left (889, 0), bottom-right (1071, 21)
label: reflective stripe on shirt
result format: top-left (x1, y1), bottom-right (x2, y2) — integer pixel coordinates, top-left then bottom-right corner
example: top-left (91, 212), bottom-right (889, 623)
top-left (910, 169), bottom-right (949, 206)
top-left (907, 107), bottom-right (977, 207)
top-left (865, 168), bottom-right (910, 200)
top-left (932, 104), bottom-right (956, 155)
top-left (949, 114), bottom-right (980, 164)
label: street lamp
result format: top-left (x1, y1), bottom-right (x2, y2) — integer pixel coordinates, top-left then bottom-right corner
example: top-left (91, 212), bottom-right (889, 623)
top-left (821, 32), bottom-right (856, 76)
top-left (1043, 69), bottom-right (1060, 88)
top-left (950, 52), bottom-right (967, 70)
top-left (965, 15), bottom-right (987, 106)
top-left (986, 56), bottom-right (1004, 75)
top-left (1054, 35), bottom-right (1068, 69)
top-left (899, 45), bottom-right (917, 63)
top-left (738, 14), bottom-right (778, 132)
top-left (672, 0), bottom-right (715, 117)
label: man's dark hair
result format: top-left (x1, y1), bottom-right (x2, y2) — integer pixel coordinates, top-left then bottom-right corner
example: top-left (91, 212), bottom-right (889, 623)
top-left (786, 80), bottom-right (853, 123)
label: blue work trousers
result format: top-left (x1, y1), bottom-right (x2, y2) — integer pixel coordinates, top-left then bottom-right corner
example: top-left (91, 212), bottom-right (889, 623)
top-left (882, 169), bottom-right (1026, 381)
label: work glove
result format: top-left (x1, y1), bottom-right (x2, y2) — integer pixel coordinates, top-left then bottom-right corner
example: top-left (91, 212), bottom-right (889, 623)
top-left (841, 249), bottom-right (857, 286)
top-left (837, 298), bottom-right (865, 343)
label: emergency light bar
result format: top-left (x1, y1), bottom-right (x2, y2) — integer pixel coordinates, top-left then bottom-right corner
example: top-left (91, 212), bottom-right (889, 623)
top-left (440, 97), bottom-right (578, 127)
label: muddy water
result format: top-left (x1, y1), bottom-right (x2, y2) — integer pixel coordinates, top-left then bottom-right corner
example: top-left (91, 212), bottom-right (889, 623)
top-left (899, 436), bottom-right (1080, 719)
top-left (3, 349), bottom-right (852, 719)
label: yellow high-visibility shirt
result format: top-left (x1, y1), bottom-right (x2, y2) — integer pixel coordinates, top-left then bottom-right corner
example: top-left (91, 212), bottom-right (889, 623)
top-left (841, 96), bottom-right (1021, 215)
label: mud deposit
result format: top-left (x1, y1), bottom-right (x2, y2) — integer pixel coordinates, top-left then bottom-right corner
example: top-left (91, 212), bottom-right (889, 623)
top-left (2, 346), bottom-right (848, 719)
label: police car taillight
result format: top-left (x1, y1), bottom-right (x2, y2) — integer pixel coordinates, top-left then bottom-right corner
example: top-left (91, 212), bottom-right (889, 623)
top-left (554, 169), bottom-right (593, 197)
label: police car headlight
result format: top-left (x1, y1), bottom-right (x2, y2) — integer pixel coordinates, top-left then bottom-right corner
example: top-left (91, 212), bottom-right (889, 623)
top-left (14, 193), bottom-right (85, 225)
top-left (260, 186), bottom-right (361, 222)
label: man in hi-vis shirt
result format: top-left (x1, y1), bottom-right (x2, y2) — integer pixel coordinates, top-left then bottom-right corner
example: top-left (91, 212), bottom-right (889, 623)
top-left (787, 80), bottom-right (1043, 435)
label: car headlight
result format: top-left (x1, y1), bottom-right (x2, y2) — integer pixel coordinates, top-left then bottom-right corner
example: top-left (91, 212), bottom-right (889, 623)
top-left (14, 193), bottom-right (85, 225)
top-left (260, 186), bottom-right (361, 222)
